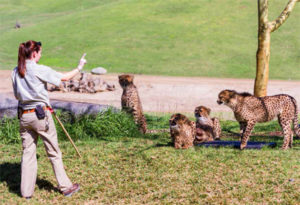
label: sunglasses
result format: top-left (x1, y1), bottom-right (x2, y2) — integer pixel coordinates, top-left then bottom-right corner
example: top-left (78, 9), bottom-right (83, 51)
top-left (36, 41), bottom-right (42, 46)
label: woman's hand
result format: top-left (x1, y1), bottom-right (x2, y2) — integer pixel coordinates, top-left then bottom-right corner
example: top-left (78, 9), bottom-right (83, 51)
top-left (77, 53), bottom-right (87, 71)
top-left (61, 53), bottom-right (87, 81)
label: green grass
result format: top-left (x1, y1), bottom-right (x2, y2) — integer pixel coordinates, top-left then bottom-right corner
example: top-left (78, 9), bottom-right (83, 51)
top-left (0, 0), bottom-right (299, 79)
top-left (0, 109), bottom-right (143, 144)
top-left (0, 111), bottom-right (300, 204)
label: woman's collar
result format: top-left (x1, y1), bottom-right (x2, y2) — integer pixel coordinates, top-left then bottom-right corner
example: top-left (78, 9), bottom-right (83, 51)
top-left (25, 59), bottom-right (36, 64)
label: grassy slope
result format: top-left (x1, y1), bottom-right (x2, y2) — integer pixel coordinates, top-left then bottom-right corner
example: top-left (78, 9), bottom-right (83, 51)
top-left (0, 0), bottom-right (299, 79)
top-left (1, 140), bottom-right (300, 204)
top-left (0, 113), bottom-right (300, 204)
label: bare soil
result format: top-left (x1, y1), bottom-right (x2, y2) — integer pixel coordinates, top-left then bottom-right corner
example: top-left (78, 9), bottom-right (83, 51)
top-left (3, 70), bottom-right (300, 115)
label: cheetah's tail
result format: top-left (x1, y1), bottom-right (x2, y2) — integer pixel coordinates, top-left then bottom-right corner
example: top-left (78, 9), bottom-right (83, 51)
top-left (291, 97), bottom-right (300, 137)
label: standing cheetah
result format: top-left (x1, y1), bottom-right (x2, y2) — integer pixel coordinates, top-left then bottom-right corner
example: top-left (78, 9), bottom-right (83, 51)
top-left (217, 90), bottom-right (300, 150)
top-left (119, 74), bottom-right (147, 134)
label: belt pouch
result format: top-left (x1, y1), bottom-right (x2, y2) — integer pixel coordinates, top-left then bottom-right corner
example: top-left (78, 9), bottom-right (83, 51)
top-left (35, 105), bottom-right (46, 120)
top-left (17, 107), bottom-right (22, 119)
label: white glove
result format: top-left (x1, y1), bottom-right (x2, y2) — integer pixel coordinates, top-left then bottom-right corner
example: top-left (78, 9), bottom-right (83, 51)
top-left (77, 53), bottom-right (87, 71)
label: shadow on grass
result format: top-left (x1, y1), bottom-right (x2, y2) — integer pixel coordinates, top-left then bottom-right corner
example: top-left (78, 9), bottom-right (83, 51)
top-left (222, 130), bottom-right (300, 149)
top-left (0, 162), bottom-right (59, 197)
top-left (126, 141), bottom-right (173, 157)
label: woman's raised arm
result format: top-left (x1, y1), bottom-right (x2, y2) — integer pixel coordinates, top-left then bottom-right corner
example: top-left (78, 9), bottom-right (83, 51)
top-left (61, 53), bottom-right (87, 81)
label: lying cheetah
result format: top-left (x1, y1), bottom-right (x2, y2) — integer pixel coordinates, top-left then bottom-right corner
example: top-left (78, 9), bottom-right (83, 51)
top-left (217, 89), bottom-right (300, 150)
top-left (194, 106), bottom-right (221, 143)
top-left (119, 74), bottom-right (147, 134)
top-left (169, 113), bottom-right (196, 149)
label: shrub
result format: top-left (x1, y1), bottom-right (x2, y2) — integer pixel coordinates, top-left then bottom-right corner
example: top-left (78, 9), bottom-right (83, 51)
top-left (57, 109), bottom-right (142, 141)
top-left (0, 117), bottom-right (20, 144)
top-left (0, 109), bottom-right (141, 144)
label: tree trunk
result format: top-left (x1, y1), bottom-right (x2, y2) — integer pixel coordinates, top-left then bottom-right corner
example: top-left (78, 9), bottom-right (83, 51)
top-left (254, 0), bottom-right (270, 97)
top-left (253, 0), bottom-right (299, 97)
top-left (254, 28), bottom-right (271, 97)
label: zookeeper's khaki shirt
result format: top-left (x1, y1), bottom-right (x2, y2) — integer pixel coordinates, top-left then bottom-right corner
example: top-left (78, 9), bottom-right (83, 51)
top-left (12, 60), bottom-right (63, 109)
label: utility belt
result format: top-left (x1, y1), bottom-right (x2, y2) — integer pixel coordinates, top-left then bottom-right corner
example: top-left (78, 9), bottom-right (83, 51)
top-left (18, 105), bottom-right (52, 119)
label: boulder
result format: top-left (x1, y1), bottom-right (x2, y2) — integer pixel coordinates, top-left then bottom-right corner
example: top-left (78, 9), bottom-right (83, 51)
top-left (48, 72), bottom-right (115, 93)
top-left (0, 95), bottom-right (18, 118)
top-left (91, 67), bottom-right (107, 75)
top-left (0, 94), bottom-right (117, 119)
top-left (51, 100), bottom-right (116, 116)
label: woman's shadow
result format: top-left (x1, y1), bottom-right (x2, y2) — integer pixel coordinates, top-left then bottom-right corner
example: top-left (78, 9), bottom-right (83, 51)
top-left (0, 162), bottom-right (59, 196)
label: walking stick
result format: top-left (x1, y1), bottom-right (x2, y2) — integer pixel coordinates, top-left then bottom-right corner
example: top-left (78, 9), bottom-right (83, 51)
top-left (50, 108), bottom-right (82, 158)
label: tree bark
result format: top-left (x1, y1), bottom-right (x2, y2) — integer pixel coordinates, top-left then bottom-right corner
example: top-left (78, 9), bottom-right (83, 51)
top-left (254, 29), bottom-right (271, 97)
top-left (270, 0), bottom-right (299, 32)
top-left (254, 0), bottom-right (299, 97)
top-left (254, 0), bottom-right (270, 97)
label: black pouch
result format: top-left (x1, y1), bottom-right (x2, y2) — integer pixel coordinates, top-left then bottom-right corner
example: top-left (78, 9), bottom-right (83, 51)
top-left (17, 107), bottom-right (22, 119)
top-left (35, 105), bottom-right (45, 120)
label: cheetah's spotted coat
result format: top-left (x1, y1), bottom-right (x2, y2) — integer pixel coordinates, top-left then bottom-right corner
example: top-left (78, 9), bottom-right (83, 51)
top-left (217, 90), bottom-right (300, 149)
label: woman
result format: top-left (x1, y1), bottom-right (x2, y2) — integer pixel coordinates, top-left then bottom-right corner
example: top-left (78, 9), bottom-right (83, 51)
top-left (11, 40), bottom-right (86, 199)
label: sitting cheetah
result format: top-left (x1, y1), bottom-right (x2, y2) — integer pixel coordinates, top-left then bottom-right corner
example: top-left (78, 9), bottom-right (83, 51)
top-left (194, 106), bottom-right (221, 143)
top-left (169, 113), bottom-right (196, 149)
top-left (217, 89), bottom-right (300, 150)
top-left (119, 74), bottom-right (147, 134)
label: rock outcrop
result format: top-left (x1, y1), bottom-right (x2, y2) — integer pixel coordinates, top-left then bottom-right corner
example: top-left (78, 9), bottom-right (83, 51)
top-left (49, 72), bottom-right (115, 93)
top-left (0, 94), bottom-right (116, 119)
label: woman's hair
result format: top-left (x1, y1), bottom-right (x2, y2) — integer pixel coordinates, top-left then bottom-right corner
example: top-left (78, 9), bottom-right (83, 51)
top-left (18, 40), bottom-right (42, 78)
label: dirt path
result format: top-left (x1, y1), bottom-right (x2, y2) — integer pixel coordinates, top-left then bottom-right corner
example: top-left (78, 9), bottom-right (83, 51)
top-left (3, 70), bottom-right (300, 115)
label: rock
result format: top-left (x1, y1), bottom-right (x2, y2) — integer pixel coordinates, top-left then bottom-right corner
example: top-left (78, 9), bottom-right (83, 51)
top-left (0, 94), bottom-right (118, 119)
top-left (91, 67), bottom-right (107, 75)
top-left (15, 21), bottom-right (21, 29)
top-left (288, 178), bottom-right (294, 182)
top-left (50, 100), bottom-right (117, 116)
top-left (48, 72), bottom-right (115, 93)
top-left (0, 94), bottom-right (18, 118)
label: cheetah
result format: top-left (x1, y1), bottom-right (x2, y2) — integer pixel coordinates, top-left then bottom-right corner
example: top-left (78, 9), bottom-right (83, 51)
top-left (169, 113), bottom-right (196, 149)
top-left (194, 106), bottom-right (221, 143)
top-left (119, 74), bottom-right (147, 134)
top-left (217, 89), bottom-right (300, 150)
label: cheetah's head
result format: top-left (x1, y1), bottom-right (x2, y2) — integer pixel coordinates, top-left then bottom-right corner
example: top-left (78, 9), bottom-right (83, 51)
top-left (217, 90), bottom-right (237, 105)
top-left (118, 74), bottom-right (134, 88)
top-left (194, 106), bottom-right (211, 122)
top-left (169, 113), bottom-right (190, 132)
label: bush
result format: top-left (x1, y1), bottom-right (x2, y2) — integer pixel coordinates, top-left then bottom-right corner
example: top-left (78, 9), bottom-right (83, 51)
top-left (57, 109), bottom-right (142, 141)
top-left (0, 109), bottom-right (142, 144)
top-left (0, 117), bottom-right (20, 144)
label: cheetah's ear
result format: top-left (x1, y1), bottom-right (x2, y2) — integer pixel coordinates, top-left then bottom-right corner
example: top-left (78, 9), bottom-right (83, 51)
top-left (229, 90), bottom-right (236, 98)
top-left (127, 75), bottom-right (134, 83)
top-left (206, 107), bottom-right (211, 115)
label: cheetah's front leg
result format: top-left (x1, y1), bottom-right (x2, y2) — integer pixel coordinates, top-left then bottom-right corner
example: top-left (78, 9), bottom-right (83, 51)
top-left (280, 119), bottom-right (293, 150)
top-left (174, 141), bottom-right (183, 149)
top-left (239, 122), bottom-right (247, 139)
top-left (212, 118), bottom-right (221, 140)
top-left (240, 120), bottom-right (256, 150)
